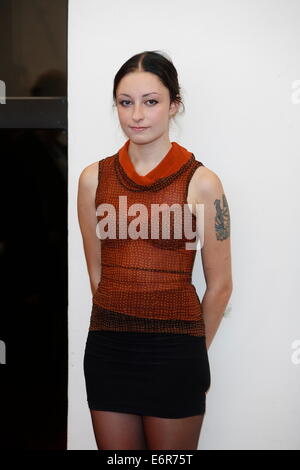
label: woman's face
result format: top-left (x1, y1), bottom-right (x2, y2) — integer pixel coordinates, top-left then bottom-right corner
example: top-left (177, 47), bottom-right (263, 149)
top-left (115, 71), bottom-right (179, 143)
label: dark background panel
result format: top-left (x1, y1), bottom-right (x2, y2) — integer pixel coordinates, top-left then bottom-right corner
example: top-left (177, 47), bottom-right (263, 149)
top-left (0, 0), bottom-right (68, 450)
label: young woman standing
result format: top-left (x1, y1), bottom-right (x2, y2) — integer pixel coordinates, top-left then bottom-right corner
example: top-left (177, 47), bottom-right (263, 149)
top-left (77, 50), bottom-right (233, 450)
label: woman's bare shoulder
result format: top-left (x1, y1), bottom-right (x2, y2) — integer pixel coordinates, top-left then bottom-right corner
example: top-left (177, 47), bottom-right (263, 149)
top-left (78, 160), bottom-right (100, 191)
top-left (189, 163), bottom-right (224, 199)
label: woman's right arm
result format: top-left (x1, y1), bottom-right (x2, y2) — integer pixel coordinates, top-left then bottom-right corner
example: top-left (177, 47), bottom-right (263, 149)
top-left (77, 161), bottom-right (101, 296)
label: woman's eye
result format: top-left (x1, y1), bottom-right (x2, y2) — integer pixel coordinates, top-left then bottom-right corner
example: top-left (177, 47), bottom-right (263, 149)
top-left (119, 99), bottom-right (158, 107)
top-left (119, 100), bottom-right (131, 106)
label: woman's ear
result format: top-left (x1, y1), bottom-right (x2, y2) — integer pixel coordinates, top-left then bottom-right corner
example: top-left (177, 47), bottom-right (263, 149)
top-left (169, 98), bottom-right (180, 118)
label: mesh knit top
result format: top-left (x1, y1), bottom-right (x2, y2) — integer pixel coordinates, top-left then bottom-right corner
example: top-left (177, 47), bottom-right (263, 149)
top-left (89, 138), bottom-right (206, 337)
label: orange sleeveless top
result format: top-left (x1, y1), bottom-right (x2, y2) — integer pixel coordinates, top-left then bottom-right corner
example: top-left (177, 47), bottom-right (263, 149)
top-left (89, 139), bottom-right (206, 337)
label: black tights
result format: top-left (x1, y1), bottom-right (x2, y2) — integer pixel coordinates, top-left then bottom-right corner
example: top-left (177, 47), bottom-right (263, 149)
top-left (90, 409), bottom-right (205, 450)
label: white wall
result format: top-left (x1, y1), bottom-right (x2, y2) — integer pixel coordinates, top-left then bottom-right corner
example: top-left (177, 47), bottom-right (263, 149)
top-left (68, 0), bottom-right (300, 450)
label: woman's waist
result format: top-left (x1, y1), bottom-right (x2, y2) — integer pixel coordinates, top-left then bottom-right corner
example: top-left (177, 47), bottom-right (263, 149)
top-left (99, 262), bottom-right (193, 287)
top-left (92, 283), bottom-right (202, 320)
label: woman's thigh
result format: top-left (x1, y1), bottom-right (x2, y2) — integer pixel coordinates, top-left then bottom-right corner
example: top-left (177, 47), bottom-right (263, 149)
top-left (142, 414), bottom-right (205, 450)
top-left (90, 409), bottom-right (147, 450)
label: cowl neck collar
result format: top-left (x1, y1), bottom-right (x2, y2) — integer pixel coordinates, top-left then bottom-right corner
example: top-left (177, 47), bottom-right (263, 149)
top-left (118, 138), bottom-right (193, 186)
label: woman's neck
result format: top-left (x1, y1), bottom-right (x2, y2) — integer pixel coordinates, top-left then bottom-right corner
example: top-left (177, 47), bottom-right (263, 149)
top-left (128, 136), bottom-right (172, 176)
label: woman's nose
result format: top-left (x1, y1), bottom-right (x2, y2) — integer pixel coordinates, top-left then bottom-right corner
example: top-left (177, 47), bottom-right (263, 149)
top-left (132, 104), bottom-right (144, 120)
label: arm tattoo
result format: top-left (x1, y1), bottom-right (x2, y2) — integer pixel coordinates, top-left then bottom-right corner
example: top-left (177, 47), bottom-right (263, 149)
top-left (214, 194), bottom-right (231, 240)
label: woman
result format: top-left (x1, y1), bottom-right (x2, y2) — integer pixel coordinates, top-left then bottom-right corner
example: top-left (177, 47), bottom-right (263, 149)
top-left (77, 50), bottom-right (233, 450)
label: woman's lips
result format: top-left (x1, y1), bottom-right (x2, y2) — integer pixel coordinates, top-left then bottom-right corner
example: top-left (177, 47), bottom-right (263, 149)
top-left (130, 127), bottom-right (148, 132)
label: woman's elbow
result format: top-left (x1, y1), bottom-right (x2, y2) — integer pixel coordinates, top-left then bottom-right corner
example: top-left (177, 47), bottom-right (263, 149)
top-left (207, 280), bottom-right (233, 296)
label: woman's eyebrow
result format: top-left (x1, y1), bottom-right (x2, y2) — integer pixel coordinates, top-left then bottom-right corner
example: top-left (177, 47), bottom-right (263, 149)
top-left (118, 92), bottom-right (160, 98)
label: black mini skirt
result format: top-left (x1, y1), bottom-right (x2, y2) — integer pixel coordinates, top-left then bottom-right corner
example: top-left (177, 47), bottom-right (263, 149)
top-left (83, 329), bottom-right (211, 419)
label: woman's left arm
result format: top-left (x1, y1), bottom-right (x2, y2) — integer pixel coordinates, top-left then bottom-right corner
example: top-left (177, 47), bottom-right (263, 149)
top-left (194, 167), bottom-right (233, 350)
